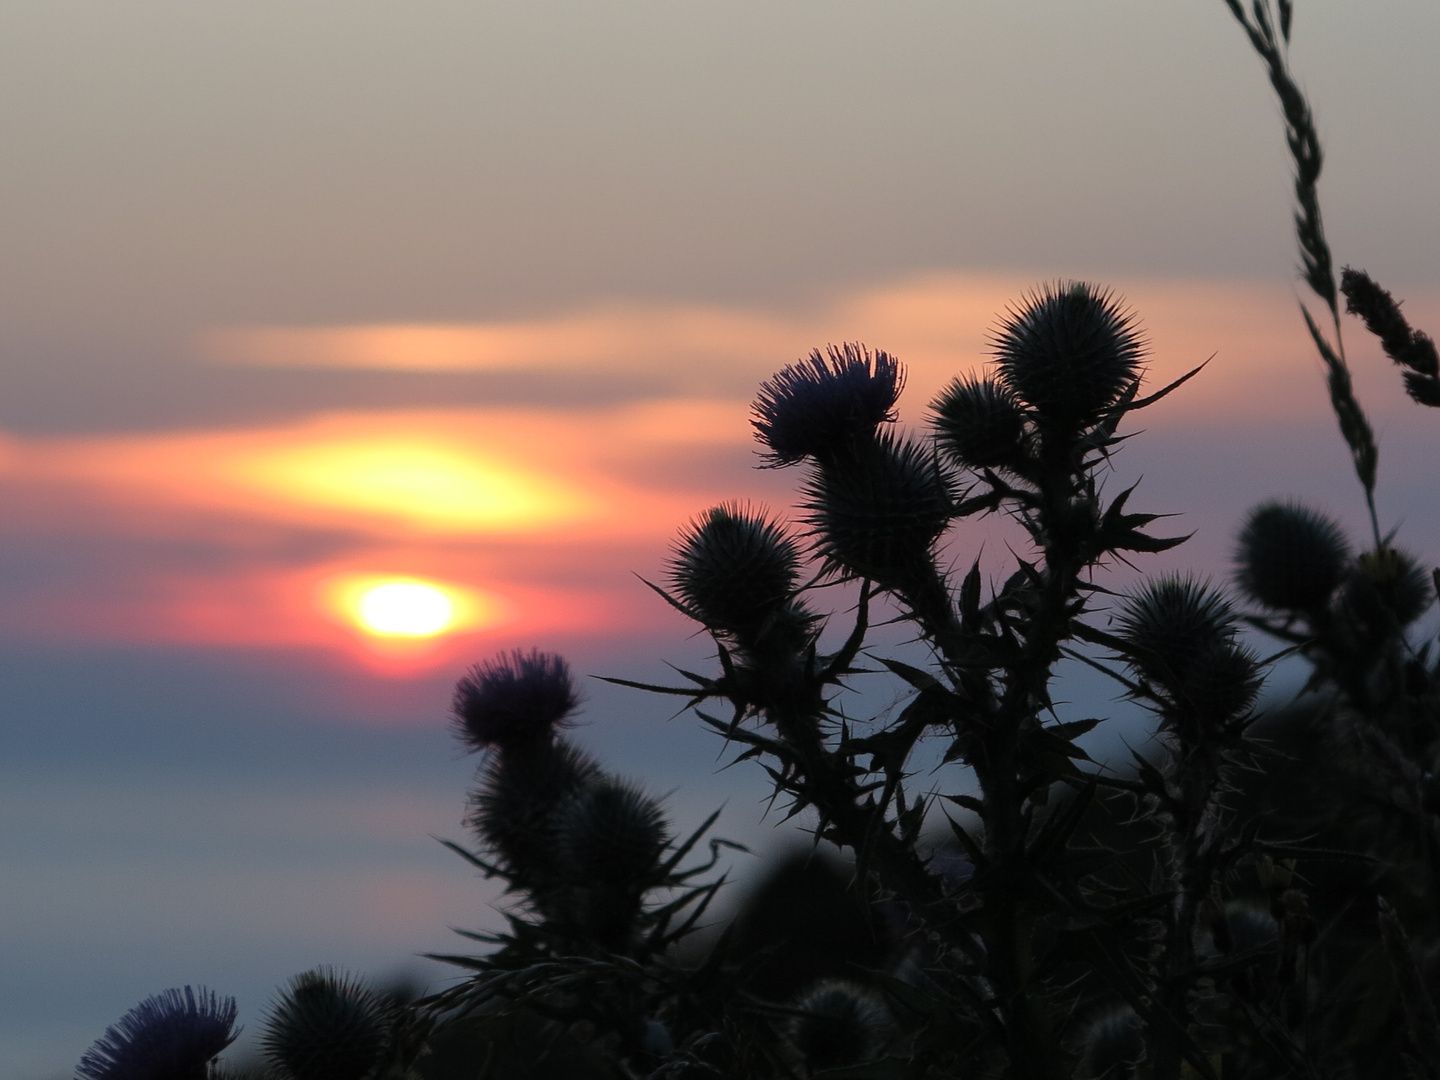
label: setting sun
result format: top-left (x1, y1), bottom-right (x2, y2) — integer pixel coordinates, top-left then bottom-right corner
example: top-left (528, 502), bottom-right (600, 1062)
top-left (323, 573), bottom-right (509, 640)
top-left (358, 581), bottom-right (455, 636)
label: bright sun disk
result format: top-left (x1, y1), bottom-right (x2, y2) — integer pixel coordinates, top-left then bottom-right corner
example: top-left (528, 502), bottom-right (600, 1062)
top-left (323, 573), bottom-right (507, 643)
top-left (356, 580), bottom-right (456, 637)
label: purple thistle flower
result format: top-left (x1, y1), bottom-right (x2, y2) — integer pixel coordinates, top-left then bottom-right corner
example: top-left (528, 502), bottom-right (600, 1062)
top-left (453, 649), bottom-right (579, 751)
top-left (752, 343), bottom-right (903, 466)
top-left (76, 986), bottom-right (238, 1080)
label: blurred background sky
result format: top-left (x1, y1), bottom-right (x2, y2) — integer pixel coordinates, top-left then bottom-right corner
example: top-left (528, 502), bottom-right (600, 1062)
top-left (1, 1), bottom-right (1437, 1074)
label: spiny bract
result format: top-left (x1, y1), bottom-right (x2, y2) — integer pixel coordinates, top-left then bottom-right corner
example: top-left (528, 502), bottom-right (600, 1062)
top-left (993, 282), bottom-right (1145, 434)
top-left (261, 969), bottom-right (391, 1080)
top-left (669, 504), bottom-right (801, 634)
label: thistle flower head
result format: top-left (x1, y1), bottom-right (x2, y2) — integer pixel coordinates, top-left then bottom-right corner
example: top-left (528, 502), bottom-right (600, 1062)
top-left (1235, 501), bottom-right (1351, 613)
top-left (669, 504), bottom-right (801, 634)
top-left (803, 431), bottom-right (954, 591)
top-left (554, 776), bottom-right (669, 890)
top-left (753, 344), bottom-right (903, 466)
top-left (467, 738), bottom-right (600, 886)
top-left (1175, 639), bottom-right (1264, 725)
top-left (1115, 577), bottom-right (1261, 724)
top-left (1221, 900), bottom-right (1280, 954)
top-left (1340, 547), bottom-right (1433, 631)
top-left (1077, 1006), bottom-right (1145, 1079)
top-left (77, 987), bottom-right (238, 1080)
top-left (784, 979), bottom-right (893, 1074)
top-left (930, 373), bottom-right (1029, 471)
top-left (452, 650), bottom-right (579, 752)
top-left (993, 282), bottom-right (1145, 434)
top-left (261, 969), bottom-right (391, 1080)
top-left (1115, 577), bottom-right (1235, 678)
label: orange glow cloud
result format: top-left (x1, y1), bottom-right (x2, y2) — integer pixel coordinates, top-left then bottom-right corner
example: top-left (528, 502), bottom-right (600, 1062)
top-left (201, 306), bottom-right (805, 377)
top-left (196, 281), bottom-right (1029, 415)
top-left (0, 546), bottom-right (662, 677)
top-left (200, 275), bottom-right (1440, 427)
top-left (0, 404), bottom-right (745, 664)
top-left (6, 273), bottom-right (1436, 666)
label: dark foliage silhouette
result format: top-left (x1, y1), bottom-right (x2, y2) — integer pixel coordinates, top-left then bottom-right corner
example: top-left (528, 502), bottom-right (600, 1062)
top-left (74, 2), bottom-right (1439, 1078)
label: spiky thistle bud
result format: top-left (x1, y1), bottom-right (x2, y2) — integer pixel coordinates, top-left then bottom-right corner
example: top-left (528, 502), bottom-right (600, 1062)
top-left (753, 344), bottom-right (903, 466)
top-left (452, 650), bottom-right (579, 752)
top-left (550, 776), bottom-right (670, 943)
top-left (261, 969), bottom-right (391, 1080)
top-left (467, 739), bottom-right (600, 887)
top-left (77, 987), bottom-right (239, 1080)
top-left (1076, 1007), bottom-right (1145, 1079)
top-left (641, 1020), bottom-right (674, 1057)
top-left (993, 282), bottom-right (1145, 436)
top-left (1235, 501), bottom-right (1351, 613)
top-left (803, 431), bottom-right (954, 592)
top-left (930, 373), bottom-right (1029, 471)
top-left (784, 980), bottom-right (893, 1075)
top-left (554, 776), bottom-right (669, 891)
top-left (1114, 577), bottom-right (1261, 726)
top-left (1339, 547), bottom-right (1433, 632)
top-left (670, 504), bottom-right (801, 635)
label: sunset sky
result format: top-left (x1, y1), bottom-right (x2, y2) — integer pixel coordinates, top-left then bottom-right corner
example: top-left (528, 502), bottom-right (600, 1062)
top-left (2, 2), bottom-right (1438, 1074)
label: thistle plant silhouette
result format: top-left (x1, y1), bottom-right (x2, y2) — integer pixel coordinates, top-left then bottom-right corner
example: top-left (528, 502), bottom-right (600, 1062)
top-left (72, 2), bottom-right (1440, 1079)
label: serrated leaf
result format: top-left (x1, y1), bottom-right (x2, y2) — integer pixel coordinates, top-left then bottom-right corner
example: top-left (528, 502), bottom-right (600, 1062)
top-left (811, 1056), bottom-right (911, 1080)
top-left (877, 656), bottom-right (947, 693)
top-left (960, 560), bottom-right (983, 628)
top-left (1105, 524), bottom-right (1193, 555)
top-left (658, 806), bottom-right (724, 874)
top-left (943, 793), bottom-right (985, 815)
top-left (945, 813), bottom-right (989, 869)
top-left (1030, 778), bottom-right (1097, 862)
top-left (1048, 717), bottom-right (1102, 740)
top-left (1119, 359), bottom-right (1210, 413)
top-left (435, 837), bottom-right (502, 877)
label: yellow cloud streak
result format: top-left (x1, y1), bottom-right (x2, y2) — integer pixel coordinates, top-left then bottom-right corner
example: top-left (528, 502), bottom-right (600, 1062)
top-left (228, 438), bottom-right (586, 532)
top-left (1, 403), bottom-right (750, 541)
